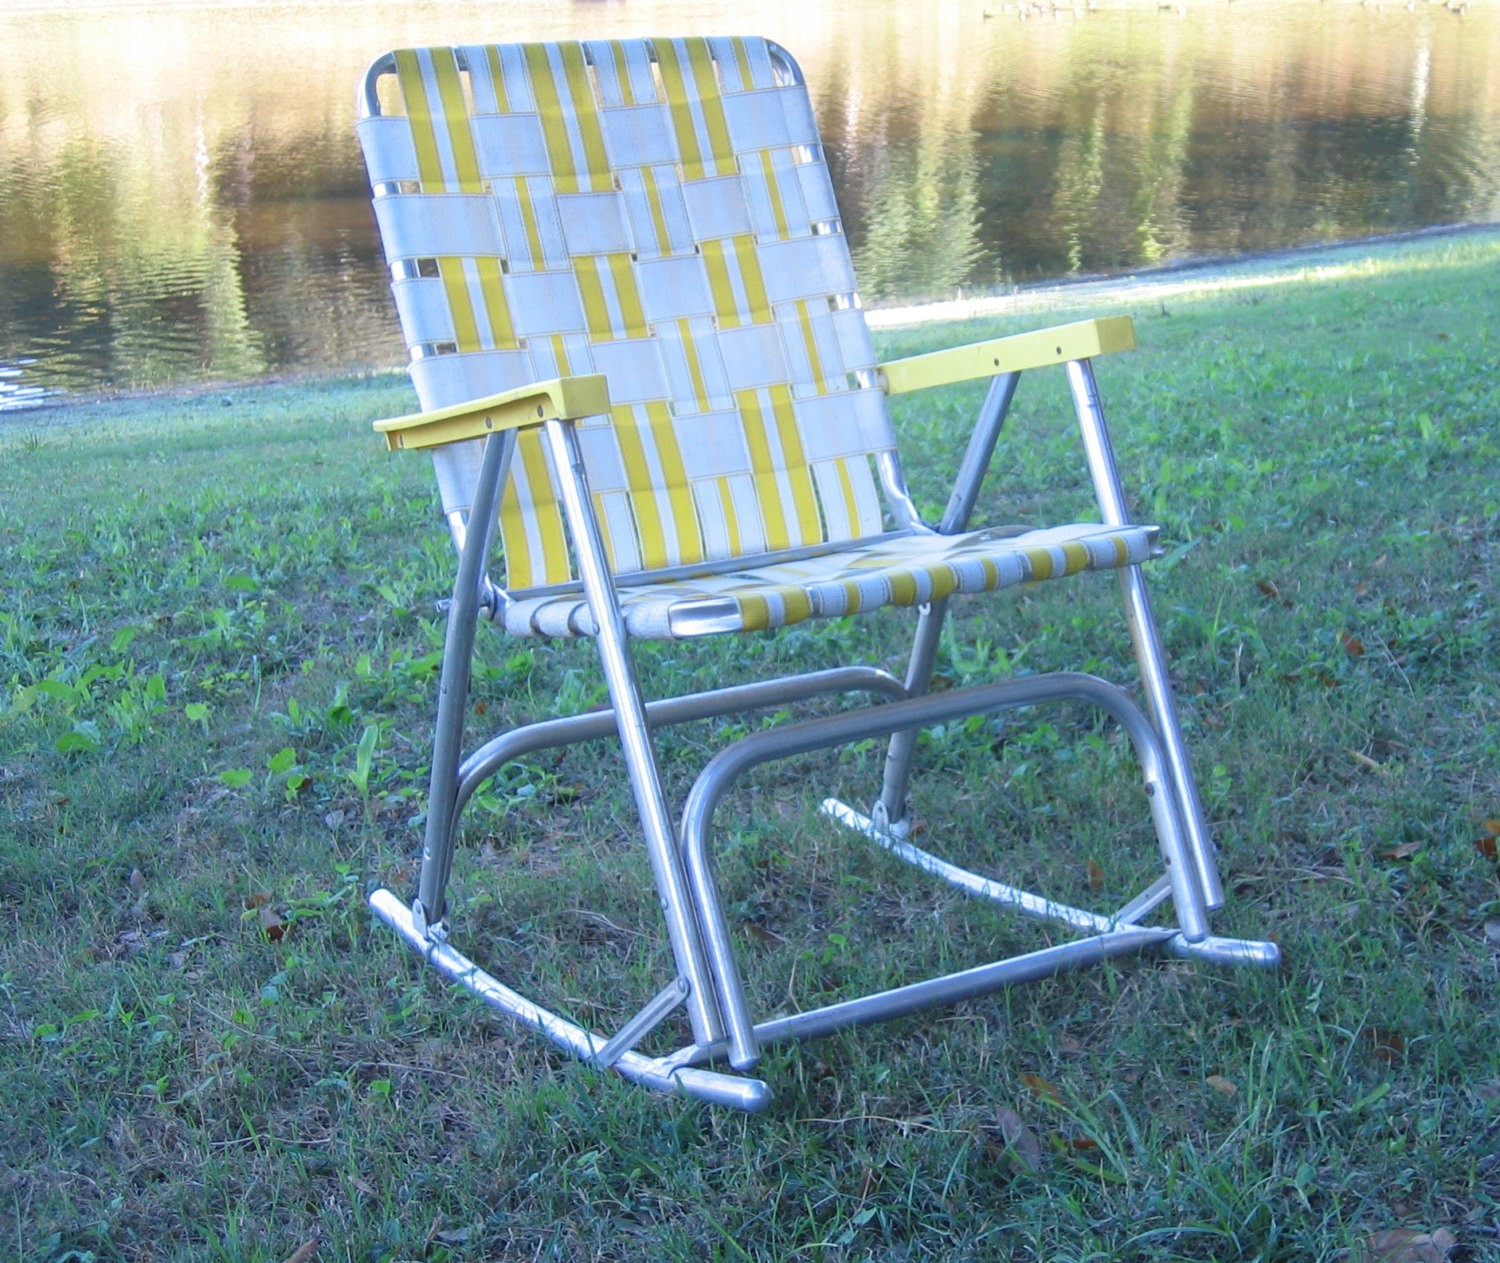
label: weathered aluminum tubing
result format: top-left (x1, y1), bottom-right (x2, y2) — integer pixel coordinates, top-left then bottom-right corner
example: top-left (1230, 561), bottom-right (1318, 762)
top-left (938, 371), bottom-right (1023, 537)
top-left (874, 597), bottom-right (946, 826)
top-left (750, 928), bottom-right (1176, 1051)
top-left (1065, 359), bottom-right (1225, 910)
top-left (680, 670), bottom-right (1212, 1070)
top-left (543, 419), bottom-right (724, 1047)
top-left (409, 668), bottom-right (910, 929)
top-left (415, 430), bottom-right (513, 930)
top-left (443, 510), bottom-right (509, 624)
top-left (1114, 562), bottom-right (1224, 908)
top-left (821, 799), bottom-right (1122, 934)
top-left (454, 668), bottom-right (909, 821)
top-left (1167, 933), bottom-right (1280, 968)
top-left (368, 889), bottom-right (773, 1111)
top-left (823, 809), bottom-right (1276, 964)
top-left (877, 371), bottom-right (1021, 825)
top-left (1111, 873), bottom-right (1176, 927)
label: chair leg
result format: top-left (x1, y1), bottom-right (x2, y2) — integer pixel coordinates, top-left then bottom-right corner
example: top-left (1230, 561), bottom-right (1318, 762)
top-left (876, 371), bottom-right (1021, 829)
top-left (874, 597), bottom-right (947, 830)
top-left (683, 671), bottom-right (1252, 1069)
top-left (1066, 360), bottom-right (1225, 911)
top-left (883, 359), bottom-right (1228, 931)
top-left (541, 419), bottom-right (728, 1050)
top-left (412, 431), bottom-right (513, 937)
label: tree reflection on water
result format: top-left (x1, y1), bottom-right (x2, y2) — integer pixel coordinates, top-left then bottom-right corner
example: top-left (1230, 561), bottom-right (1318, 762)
top-left (0, 0), bottom-right (1495, 407)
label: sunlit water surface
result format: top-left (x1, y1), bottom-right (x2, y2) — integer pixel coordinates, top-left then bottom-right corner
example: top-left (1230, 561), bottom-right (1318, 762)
top-left (1, 0), bottom-right (1496, 410)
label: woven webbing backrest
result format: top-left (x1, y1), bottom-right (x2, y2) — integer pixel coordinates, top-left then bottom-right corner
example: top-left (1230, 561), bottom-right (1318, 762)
top-left (357, 38), bottom-right (899, 591)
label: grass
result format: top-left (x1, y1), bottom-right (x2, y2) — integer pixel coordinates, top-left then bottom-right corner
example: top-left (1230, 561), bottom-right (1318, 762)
top-left (2, 227), bottom-right (1499, 1262)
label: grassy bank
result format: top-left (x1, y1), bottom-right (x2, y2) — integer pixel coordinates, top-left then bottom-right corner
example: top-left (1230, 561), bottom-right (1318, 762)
top-left (3, 228), bottom-right (1499, 1262)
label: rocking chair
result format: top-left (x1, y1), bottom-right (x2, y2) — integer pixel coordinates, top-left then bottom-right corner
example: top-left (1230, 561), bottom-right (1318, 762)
top-left (355, 36), bottom-right (1278, 1111)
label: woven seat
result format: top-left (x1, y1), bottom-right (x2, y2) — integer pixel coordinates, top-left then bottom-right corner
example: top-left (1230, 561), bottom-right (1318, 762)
top-left (355, 36), bottom-right (1277, 1110)
top-left (498, 521), bottom-right (1158, 638)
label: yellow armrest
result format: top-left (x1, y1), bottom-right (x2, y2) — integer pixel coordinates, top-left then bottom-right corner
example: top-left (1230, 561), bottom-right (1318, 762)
top-left (373, 374), bottom-right (612, 451)
top-left (877, 316), bottom-right (1136, 395)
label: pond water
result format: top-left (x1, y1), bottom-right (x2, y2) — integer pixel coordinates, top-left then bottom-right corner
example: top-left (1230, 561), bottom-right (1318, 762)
top-left (1, 0), bottom-right (1497, 410)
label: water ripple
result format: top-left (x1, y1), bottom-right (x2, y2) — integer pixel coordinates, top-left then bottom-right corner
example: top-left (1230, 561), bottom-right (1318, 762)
top-left (0, 0), bottom-right (1496, 408)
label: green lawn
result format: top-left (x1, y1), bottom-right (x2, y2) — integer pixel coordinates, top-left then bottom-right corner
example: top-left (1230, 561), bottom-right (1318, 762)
top-left (3, 228), bottom-right (1499, 1262)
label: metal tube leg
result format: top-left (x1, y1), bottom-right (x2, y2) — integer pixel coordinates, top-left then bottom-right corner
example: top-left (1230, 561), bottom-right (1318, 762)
top-left (939, 372), bottom-right (1021, 536)
top-left (877, 372), bottom-right (1020, 828)
top-left (876, 598), bottom-right (947, 828)
top-left (541, 420), bottom-right (727, 1048)
top-left (1066, 359), bottom-right (1225, 910)
top-left (1115, 565), bottom-right (1223, 909)
top-left (414, 432), bottom-right (513, 934)
top-left (682, 669), bottom-right (1216, 1059)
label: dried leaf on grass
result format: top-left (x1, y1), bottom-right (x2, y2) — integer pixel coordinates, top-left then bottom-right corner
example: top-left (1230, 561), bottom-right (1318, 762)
top-left (1356, 1227), bottom-right (1457, 1263)
top-left (1015, 1074), bottom-right (1102, 1153)
top-left (1020, 1072), bottom-right (1063, 1104)
top-left (244, 891), bottom-right (288, 942)
top-left (1362, 1028), bottom-right (1407, 1063)
top-left (1256, 577), bottom-right (1291, 606)
top-left (1206, 1074), bottom-right (1239, 1096)
top-left (984, 1107), bottom-right (1043, 1173)
top-left (281, 1241), bottom-right (319, 1263)
top-left (258, 905), bottom-right (288, 942)
top-left (1378, 842), bottom-right (1423, 861)
top-left (1475, 819), bottom-right (1500, 861)
top-left (745, 922), bottom-right (786, 946)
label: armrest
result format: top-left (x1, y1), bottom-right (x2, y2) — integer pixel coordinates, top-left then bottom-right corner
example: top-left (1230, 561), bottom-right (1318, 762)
top-left (877, 316), bottom-right (1135, 395)
top-left (373, 374), bottom-right (612, 451)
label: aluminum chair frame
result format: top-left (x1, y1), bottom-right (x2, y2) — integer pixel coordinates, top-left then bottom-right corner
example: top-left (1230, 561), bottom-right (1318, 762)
top-left (356, 37), bottom-right (1278, 1111)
